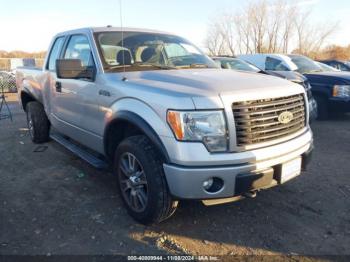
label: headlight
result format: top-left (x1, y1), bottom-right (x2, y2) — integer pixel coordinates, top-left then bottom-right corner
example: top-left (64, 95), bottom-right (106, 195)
top-left (167, 110), bottom-right (228, 152)
top-left (305, 82), bottom-right (312, 99)
top-left (333, 85), bottom-right (350, 98)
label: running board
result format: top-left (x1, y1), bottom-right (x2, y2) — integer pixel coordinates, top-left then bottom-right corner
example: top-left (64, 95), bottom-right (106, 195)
top-left (50, 133), bottom-right (108, 170)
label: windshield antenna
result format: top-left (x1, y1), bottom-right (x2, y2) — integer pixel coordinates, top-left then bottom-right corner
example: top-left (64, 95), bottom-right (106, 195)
top-left (119, 0), bottom-right (126, 75)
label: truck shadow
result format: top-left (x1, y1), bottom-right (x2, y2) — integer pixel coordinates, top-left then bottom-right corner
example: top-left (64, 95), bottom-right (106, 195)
top-left (313, 113), bottom-right (350, 123)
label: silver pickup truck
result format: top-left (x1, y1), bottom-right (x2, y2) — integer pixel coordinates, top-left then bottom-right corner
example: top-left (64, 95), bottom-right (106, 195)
top-left (16, 27), bottom-right (313, 224)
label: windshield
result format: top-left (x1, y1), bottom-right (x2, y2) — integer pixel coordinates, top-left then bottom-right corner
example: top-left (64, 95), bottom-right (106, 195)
top-left (217, 58), bottom-right (260, 72)
top-left (317, 62), bottom-right (340, 72)
top-left (288, 55), bottom-right (322, 74)
top-left (94, 31), bottom-right (218, 72)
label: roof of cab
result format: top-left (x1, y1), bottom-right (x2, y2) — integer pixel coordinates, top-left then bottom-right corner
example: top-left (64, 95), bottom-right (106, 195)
top-left (55, 26), bottom-right (173, 37)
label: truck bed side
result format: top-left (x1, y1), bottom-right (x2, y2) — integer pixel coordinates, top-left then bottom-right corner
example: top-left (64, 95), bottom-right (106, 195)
top-left (16, 67), bottom-right (49, 110)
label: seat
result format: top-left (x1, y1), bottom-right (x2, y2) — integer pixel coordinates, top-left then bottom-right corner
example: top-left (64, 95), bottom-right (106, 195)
top-left (116, 50), bottom-right (132, 66)
top-left (141, 47), bottom-right (156, 63)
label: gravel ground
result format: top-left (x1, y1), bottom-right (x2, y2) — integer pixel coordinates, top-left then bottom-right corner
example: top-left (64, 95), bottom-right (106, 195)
top-left (0, 96), bottom-right (349, 260)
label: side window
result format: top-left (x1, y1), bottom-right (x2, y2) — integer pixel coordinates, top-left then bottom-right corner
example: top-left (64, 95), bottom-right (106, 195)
top-left (64, 35), bottom-right (95, 67)
top-left (339, 63), bottom-right (349, 71)
top-left (331, 62), bottom-right (340, 69)
top-left (265, 56), bottom-right (288, 71)
top-left (47, 37), bottom-right (65, 71)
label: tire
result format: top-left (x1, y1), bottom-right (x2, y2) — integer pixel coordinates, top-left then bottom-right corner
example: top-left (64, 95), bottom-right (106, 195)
top-left (308, 97), bottom-right (318, 123)
top-left (114, 135), bottom-right (178, 225)
top-left (26, 101), bottom-right (50, 143)
top-left (314, 95), bottom-right (329, 120)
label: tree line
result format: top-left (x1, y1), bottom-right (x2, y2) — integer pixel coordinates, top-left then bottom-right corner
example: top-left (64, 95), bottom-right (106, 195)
top-left (1, 1), bottom-right (348, 62)
top-left (204, 0), bottom-right (346, 59)
top-left (0, 50), bottom-right (46, 59)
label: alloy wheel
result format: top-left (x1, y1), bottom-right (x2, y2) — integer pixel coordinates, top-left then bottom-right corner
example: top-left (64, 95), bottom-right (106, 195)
top-left (118, 152), bottom-right (148, 212)
top-left (27, 112), bottom-right (34, 139)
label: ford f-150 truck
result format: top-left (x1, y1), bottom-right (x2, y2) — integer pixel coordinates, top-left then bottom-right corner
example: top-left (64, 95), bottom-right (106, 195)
top-left (16, 27), bottom-right (313, 224)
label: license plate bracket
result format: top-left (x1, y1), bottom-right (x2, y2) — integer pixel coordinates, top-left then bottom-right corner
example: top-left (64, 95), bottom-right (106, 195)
top-left (279, 157), bottom-right (302, 184)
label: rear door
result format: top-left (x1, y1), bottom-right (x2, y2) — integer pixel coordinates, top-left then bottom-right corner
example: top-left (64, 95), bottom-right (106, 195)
top-left (45, 36), bottom-right (66, 118)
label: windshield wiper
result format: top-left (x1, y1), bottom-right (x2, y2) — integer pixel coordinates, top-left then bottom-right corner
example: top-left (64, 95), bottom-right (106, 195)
top-left (105, 63), bottom-right (176, 71)
top-left (177, 63), bottom-right (210, 69)
top-left (307, 69), bottom-right (323, 73)
top-left (105, 65), bottom-right (127, 71)
top-left (135, 63), bottom-right (176, 70)
top-left (190, 63), bottom-right (209, 68)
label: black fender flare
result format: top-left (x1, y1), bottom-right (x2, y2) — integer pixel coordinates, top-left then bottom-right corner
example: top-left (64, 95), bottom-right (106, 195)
top-left (20, 90), bottom-right (37, 111)
top-left (103, 111), bottom-right (170, 163)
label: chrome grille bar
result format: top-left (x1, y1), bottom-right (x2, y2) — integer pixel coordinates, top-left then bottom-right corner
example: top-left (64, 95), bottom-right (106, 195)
top-left (232, 94), bottom-right (306, 146)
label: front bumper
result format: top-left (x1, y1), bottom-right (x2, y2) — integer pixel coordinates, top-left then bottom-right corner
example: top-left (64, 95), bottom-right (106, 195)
top-left (329, 98), bottom-right (350, 112)
top-left (163, 130), bottom-right (313, 200)
top-left (308, 97), bottom-right (318, 121)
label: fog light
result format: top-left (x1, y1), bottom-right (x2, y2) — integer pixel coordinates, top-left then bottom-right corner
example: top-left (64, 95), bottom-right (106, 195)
top-left (203, 178), bottom-right (214, 190)
top-left (203, 177), bottom-right (224, 193)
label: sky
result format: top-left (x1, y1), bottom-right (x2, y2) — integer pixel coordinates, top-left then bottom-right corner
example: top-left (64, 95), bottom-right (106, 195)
top-left (0, 0), bottom-right (349, 52)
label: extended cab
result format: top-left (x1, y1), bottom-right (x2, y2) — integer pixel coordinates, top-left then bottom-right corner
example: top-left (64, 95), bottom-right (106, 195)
top-left (17, 27), bottom-right (313, 224)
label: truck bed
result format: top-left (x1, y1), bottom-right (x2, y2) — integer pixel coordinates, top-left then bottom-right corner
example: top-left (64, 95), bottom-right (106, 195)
top-left (16, 67), bottom-right (49, 105)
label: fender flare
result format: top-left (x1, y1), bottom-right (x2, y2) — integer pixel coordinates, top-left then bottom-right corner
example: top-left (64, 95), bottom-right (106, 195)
top-left (103, 111), bottom-right (170, 163)
top-left (20, 90), bottom-right (37, 110)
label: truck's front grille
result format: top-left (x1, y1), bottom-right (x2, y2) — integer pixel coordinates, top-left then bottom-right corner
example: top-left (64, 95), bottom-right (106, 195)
top-left (232, 94), bottom-right (306, 146)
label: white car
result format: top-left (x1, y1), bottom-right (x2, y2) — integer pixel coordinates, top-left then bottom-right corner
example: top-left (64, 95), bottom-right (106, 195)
top-left (238, 54), bottom-right (298, 72)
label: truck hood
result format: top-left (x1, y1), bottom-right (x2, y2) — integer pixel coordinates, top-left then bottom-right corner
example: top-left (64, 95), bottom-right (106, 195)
top-left (119, 68), bottom-right (303, 95)
top-left (108, 69), bottom-right (305, 109)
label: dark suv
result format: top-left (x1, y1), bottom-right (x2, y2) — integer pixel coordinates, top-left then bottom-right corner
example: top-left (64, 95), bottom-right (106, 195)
top-left (319, 60), bottom-right (350, 72)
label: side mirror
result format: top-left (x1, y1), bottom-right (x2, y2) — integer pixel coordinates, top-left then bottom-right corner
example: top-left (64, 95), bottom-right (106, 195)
top-left (56, 59), bottom-right (95, 81)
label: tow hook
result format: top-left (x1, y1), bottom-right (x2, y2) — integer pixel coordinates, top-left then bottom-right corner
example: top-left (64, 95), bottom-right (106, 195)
top-left (243, 191), bottom-right (257, 198)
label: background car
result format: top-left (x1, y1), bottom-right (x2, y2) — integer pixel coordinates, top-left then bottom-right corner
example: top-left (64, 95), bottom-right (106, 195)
top-left (213, 56), bottom-right (318, 121)
top-left (239, 54), bottom-right (350, 119)
top-left (212, 56), bottom-right (262, 72)
top-left (316, 62), bottom-right (341, 72)
top-left (319, 60), bottom-right (350, 71)
top-left (0, 71), bottom-right (17, 93)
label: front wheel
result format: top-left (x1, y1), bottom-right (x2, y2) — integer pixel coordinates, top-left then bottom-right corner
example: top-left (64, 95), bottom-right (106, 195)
top-left (314, 95), bottom-right (329, 120)
top-left (114, 135), bottom-right (178, 225)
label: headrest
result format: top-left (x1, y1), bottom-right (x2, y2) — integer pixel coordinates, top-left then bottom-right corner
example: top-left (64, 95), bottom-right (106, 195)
top-left (141, 47), bottom-right (156, 62)
top-left (116, 50), bottom-right (132, 65)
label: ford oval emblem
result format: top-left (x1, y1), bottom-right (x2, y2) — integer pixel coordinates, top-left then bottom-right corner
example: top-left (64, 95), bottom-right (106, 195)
top-left (278, 111), bottom-right (294, 124)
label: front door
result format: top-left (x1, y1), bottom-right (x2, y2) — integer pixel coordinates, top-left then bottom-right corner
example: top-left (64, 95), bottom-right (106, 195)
top-left (51, 34), bottom-right (102, 150)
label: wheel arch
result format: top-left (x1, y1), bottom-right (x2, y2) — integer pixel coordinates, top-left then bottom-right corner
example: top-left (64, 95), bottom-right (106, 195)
top-left (20, 91), bottom-right (36, 111)
top-left (103, 111), bottom-right (170, 164)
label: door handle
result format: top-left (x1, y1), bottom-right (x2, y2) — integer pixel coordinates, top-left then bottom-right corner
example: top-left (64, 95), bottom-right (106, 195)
top-left (99, 90), bottom-right (111, 97)
top-left (55, 81), bottom-right (62, 92)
